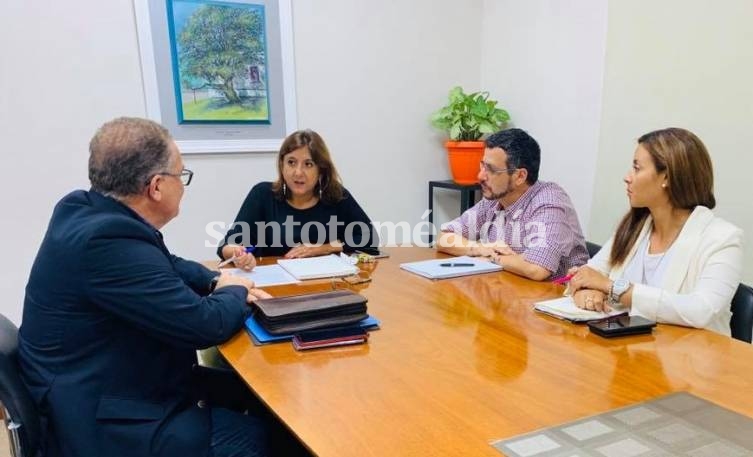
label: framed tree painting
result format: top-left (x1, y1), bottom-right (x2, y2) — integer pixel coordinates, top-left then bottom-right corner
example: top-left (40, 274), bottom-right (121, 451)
top-left (134, 0), bottom-right (296, 153)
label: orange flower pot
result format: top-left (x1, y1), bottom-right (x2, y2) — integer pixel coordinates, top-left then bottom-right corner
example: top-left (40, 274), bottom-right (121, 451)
top-left (446, 141), bottom-right (484, 185)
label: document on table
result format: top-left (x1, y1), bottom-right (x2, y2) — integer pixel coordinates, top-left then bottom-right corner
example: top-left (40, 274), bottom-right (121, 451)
top-left (224, 265), bottom-right (300, 287)
top-left (399, 256), bottom-right (502, 280)
top-left (534, 296), bottom-right (625, 322)
top-left (277, 254), bottom-right (359, 280)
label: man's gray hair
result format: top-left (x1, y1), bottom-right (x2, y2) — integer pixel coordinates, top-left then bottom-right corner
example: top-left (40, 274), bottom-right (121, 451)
top-left (88, 117), bottom-right (173, 198)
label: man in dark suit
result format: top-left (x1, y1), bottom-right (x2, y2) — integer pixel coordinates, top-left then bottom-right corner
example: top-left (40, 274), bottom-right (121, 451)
top-left (18, 117), bottom-right (270, 457)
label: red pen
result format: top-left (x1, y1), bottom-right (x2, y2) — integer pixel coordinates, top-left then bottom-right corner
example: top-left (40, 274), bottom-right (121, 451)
top-left (551, 274), bottom-right (573, 285)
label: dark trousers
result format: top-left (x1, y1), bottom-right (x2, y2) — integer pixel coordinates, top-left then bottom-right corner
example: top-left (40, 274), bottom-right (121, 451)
top-left (210, 408), bottom-right (269, 457)
top-left (195, 365), bottom-right (311, 457)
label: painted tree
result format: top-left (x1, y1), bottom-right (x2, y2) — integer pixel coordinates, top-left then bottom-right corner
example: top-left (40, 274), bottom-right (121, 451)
top-left (178, 5), bottom-right (265, 105)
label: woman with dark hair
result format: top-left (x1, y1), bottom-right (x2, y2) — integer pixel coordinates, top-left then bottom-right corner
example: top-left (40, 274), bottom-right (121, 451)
top-left (217, 129), bottom-right (378, 268)
top-left (568, 128), bottom-right (743, 335)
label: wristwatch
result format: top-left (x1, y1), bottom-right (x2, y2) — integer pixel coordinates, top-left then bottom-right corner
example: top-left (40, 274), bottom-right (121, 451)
top-left (610, 278), bottom-right (631, 303)
top-left (208, 274), bottom-right (221, 293)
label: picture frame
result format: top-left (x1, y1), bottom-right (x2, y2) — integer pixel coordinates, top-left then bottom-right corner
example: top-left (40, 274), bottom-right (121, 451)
top-left (134, 0), bottom-right (297, 154)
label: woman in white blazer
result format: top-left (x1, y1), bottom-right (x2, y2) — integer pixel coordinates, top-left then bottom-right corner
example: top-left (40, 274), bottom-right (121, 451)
top-left (568, 128), bottom-right (743, 335)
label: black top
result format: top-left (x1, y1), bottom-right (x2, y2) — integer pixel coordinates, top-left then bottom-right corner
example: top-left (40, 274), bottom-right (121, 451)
top-left (218, 182), bottom-right (379, 257)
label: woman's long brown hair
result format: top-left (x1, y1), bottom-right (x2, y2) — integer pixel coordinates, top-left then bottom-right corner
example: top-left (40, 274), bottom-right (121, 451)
top-left (609, 128), bottom-right (715, 267)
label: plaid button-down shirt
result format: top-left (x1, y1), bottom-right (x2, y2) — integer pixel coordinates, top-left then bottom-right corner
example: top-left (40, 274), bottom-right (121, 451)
top-left (441, 181), bottom-right (589, 278)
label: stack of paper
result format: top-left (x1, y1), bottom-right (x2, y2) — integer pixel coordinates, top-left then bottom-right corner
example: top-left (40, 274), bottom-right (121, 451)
top-left (534, 296), bottom-right (625, 322)
top-left (224, 264), bottom-right (300, 287)
top-left (277, 254), bottom-right (359, 280)
top-left (399, 256), bottom-right (502, 280)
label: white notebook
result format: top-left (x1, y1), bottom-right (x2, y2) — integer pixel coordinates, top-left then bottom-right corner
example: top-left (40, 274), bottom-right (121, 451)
top-left (276, 254), bottom-right (359, 280)
top-left (534, 296), bottom-right (625, 322)
top-left (224, 265), bottom-right (300, 287)
top-left (399, 256), bottom-right (502, 280)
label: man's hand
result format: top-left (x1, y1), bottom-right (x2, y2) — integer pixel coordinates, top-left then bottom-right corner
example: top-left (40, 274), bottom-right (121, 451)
top-left (489, 247), bottom-right (520, 265)
top-left (488, 246), bottom-right (551, 281)
top-left (215, 272), bottom-right (254, 290)
top-left (247, 288), bottom-right (272, 301)
top-left (214, 273), bottom-right (272, 303)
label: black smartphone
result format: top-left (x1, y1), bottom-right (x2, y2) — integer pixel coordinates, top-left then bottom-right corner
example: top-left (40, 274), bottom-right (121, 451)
top-left (292, 326), bottom-right (369, 350)
top-left (588, 315), bottom-right (656, 338)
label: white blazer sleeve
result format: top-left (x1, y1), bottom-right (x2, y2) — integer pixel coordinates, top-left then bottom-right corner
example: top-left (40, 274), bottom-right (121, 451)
top-left (630, 227), bottom-right (743, 329)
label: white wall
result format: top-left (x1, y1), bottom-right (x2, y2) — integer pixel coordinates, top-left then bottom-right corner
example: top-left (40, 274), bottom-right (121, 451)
top-left (5, 0), bottom-right (748, 326)
top-left (0, 1), bottom-right (147, 325)
top-left (590, 0), bottom-right (753, 282)
top-left (259, 0), bottom-right (484, 240)
top-left (480, 0), bottom-right (608, 231)
top-left (0, 0), bottom-right (483, 324)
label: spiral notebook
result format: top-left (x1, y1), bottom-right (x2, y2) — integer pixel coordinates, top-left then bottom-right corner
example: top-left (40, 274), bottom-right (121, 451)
top-left (534, 296), bottom-right (625, 322)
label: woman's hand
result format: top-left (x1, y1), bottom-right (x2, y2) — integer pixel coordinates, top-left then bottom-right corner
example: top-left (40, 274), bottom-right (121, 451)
top-left (573, 289), bottom-right (610, 312)
top-left (221, 244), bottom-right (257, 271)
top-left (284, 243), bottom-right (337, 259)
top-left (568, 266), bottom-right (611, 294)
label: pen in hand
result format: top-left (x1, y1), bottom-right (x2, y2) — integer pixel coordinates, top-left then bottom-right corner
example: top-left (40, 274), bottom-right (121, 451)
top-left (440, 263), bottom-right (475, 267)
top-left (217, 246), bottom-right (256, 268)
top-left (551, 274), bottom-right (573, 285)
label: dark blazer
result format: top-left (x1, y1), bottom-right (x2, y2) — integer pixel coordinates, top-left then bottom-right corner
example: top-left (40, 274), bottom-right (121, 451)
top-left (18, 190), bottom-right (250, 457)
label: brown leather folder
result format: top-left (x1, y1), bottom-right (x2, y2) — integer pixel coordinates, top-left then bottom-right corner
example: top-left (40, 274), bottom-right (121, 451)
top-left (252, 290), bottom-right (368, 335)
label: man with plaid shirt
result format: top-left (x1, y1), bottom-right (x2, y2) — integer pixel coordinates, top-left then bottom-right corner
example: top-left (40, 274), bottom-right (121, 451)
top-left (438, 128), bottom-right (589, 280)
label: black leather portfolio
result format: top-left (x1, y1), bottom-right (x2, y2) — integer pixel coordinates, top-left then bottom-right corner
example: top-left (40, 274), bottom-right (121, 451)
top-left (252, 290), bottom-right (368, 335)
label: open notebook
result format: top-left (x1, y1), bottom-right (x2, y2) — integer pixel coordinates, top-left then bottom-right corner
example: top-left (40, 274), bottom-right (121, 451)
top-left (534, 296), bottom-right (625, 322)
top-left (277, 254), bottom-right (359, 280)
top-left (400, 256), bottom-right (502, 280)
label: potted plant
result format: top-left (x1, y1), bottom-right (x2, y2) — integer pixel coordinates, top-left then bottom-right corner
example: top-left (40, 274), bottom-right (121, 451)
top-left (431, 86), bottom-right (510, 184)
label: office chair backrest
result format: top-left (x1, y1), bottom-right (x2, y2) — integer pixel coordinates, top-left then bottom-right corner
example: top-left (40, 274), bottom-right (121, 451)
top-left (731, 283), bottom-right (753, 343)
top-left (585, 241), bottom-right (602, 259)
top-left (0, 314), bottom-right (41, 457)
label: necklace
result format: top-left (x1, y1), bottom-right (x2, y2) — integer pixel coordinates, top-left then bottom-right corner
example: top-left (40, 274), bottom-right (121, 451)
top-left (641, 227), bottom-right (681, 286)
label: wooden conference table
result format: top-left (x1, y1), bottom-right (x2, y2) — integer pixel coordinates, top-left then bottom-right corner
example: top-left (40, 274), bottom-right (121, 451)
top-left (218, 247), bottom-right (753, 456)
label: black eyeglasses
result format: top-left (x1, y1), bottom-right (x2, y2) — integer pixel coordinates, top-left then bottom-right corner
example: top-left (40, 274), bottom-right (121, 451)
top-left (148, 168), bottom-right (194, 186)
top-left (479, 161), bottom-right (517, 176)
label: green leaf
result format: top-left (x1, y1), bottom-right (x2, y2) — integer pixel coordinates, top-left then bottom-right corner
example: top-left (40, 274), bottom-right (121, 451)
top-left (449, 123), bottom-right (461, 141)
top-left (478, 122), bottom-right (497, 134)
top-left (431, 86), bottom-right (511, 142)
